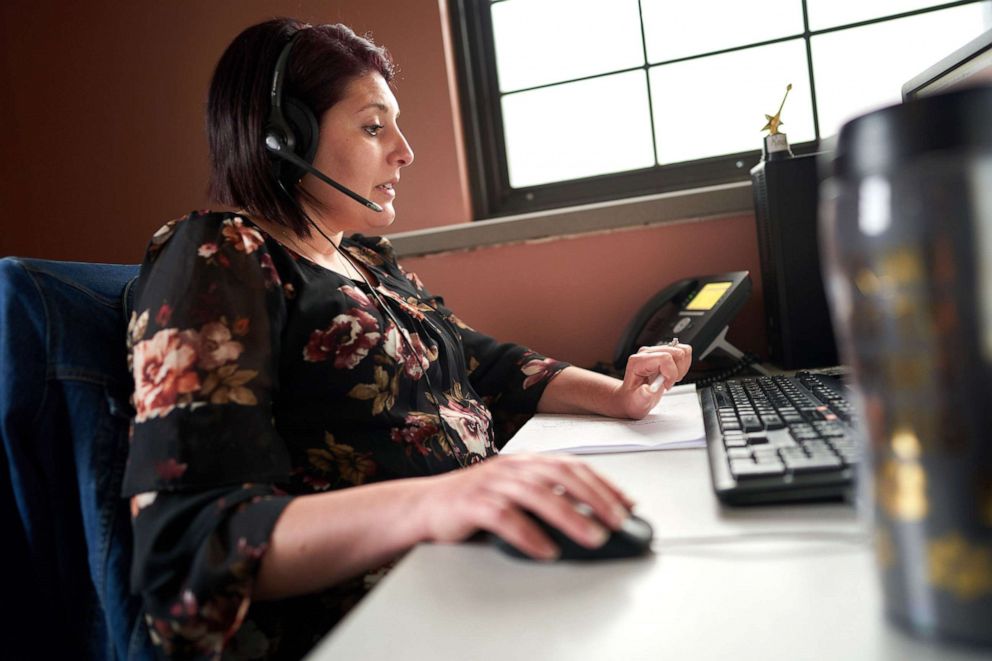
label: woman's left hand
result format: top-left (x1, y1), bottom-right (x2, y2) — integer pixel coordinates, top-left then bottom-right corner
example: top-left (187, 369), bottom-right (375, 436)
top-left (610, 343), bottom-right (692, 419)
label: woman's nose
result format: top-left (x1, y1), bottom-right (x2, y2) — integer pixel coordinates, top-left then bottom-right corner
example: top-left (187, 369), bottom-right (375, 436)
top-left (393, 130), bottom-right (414, 167)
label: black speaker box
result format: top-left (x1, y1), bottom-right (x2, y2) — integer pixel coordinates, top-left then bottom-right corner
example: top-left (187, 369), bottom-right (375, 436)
top-left (750, 153), bottom-right (839, 369)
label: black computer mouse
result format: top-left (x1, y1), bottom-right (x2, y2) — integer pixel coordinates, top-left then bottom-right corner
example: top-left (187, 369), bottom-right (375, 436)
top-left (491, 507), bottom-right (654, 561)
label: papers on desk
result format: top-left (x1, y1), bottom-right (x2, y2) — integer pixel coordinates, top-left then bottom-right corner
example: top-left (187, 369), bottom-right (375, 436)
top-left (501, 383), bottom-right (705, 455)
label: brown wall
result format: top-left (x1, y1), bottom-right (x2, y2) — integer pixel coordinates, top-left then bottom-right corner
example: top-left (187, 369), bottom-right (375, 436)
top-left (0, 0), bottom-right (765, 368)
top-left (0, 0), bottom-right (470, 262)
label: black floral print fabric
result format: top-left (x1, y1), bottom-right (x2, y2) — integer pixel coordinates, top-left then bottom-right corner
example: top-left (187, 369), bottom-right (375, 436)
top-left (123, 211), bottom-right (568, 659)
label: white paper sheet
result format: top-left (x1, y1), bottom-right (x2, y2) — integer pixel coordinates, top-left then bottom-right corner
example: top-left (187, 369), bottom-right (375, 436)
top-left (501, 383), bottom-right (705, 455)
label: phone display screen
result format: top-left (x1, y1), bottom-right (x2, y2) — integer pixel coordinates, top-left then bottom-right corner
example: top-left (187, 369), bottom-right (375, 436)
top-left (685, 282), bottom-right (732, 311)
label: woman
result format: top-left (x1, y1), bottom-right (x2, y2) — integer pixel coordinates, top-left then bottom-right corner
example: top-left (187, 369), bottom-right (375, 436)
top-left (125, 17), bottom-right (691, 659)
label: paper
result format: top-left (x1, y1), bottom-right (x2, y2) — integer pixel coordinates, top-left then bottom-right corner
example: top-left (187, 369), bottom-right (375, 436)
top-left (501, 383), bottom-right (705, 455)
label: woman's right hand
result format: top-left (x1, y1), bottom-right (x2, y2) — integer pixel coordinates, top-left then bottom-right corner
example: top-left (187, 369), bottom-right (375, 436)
top-left (416, 454), bottom-right (636, 560)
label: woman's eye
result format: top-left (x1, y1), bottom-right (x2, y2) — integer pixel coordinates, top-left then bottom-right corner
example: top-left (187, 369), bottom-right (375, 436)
top-left (364, 124), bottom-right (384, 137)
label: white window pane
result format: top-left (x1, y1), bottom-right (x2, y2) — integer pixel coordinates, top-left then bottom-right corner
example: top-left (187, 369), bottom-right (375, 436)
top-left (650, 40), bottom-right (815, 165)
top-left (491, 0), bottom-right (645, 93)
top-left (502, 71), bottom-right (655, 188)
top-left (813, 4), bottom-right (992, 138)
top-left (641, 0), bottom-right (804, 62)
top-left (808, 0), bottom-right (989, 30)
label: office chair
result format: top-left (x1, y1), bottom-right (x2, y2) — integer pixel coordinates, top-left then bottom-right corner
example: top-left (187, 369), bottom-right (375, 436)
top-left (0, 257), bottom-right (153, 659)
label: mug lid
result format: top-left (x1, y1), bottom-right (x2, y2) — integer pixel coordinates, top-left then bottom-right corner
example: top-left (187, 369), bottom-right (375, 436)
top-left (830, 84), bottom-right (992, 180)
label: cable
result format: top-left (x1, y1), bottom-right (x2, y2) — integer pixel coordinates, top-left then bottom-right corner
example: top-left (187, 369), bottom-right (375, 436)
top-left (688, 352), bottom-right (764, 388)
top-left (304, 216), bottom-right (475, 468)
top-left (650, 529), bottom-right (870, 555)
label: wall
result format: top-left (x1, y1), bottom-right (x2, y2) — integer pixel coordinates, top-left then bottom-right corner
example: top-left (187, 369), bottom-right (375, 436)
top-left (0, 0), bottom-right (470, 261)
top-left (402, 213), bottom-right (764, 369)
top-left (0, 0), bottom-right (764, 368)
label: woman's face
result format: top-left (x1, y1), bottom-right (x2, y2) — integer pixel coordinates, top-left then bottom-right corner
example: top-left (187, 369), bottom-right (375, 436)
top-left (302, 72), bottom-right (415, 233)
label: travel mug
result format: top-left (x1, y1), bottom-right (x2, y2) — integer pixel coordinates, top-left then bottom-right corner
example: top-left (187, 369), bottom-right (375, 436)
top-left (820, 84), bottom-right (992, 646)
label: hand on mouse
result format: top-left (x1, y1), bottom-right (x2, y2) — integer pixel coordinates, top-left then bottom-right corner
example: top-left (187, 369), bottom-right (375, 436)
top-left (415, 454), bottom-right (635, 560)
top-left (611, 342), bottom-right (692, 419)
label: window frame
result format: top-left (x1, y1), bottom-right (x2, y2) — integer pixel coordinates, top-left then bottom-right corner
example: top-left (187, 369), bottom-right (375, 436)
top-left (449, 0), bottom-right (985, 219)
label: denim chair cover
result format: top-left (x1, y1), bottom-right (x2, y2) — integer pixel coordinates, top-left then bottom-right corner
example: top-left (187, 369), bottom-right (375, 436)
top-left (0, 258), bottom-right (154, 659)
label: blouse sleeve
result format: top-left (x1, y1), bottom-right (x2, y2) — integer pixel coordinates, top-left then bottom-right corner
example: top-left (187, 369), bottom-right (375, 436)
top-left (381, 244), bottom-right (570, 446)
top-left (438, 299), bottom-right (570, 445)
top-left (122, 213), bottom-right (293, 658)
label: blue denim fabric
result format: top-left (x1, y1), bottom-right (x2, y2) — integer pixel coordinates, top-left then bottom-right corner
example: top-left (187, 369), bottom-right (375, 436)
top-left (0, 258), bottom-right (154, 660)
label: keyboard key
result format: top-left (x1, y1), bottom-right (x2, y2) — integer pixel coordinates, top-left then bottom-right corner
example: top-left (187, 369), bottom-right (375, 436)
top-left (831, 439), bottom-right (859, 452)
top-left (837, 451), bottom-right (861, 466)
top-left (730, 460), bottom-right (786, 479)
top-left (814, 424), bottom-right (845, 438)
top-left (802, 440), bottom-right (833, 456)
top-left (782, 454), bottom-right (842, 473)
top-left (761, 415), bottom-right (785, 430)
top-left (740, 415), bottom-right (763, 432)
top-left (714, 389), bottom-right (733, 408)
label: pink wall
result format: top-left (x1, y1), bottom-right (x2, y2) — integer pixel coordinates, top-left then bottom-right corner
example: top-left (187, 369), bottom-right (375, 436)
top-left (403, 214), bottom-right (766, 367)
top-left (0, 0), bottom-right (765, 369)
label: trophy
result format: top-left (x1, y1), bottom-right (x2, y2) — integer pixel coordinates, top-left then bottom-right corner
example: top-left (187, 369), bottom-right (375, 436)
top-left (761, 84), bottom-right (793, 160)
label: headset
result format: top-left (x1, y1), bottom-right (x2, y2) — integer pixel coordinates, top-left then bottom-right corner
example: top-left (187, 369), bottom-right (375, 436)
top-left (264, 29), bottom-right (383, 212)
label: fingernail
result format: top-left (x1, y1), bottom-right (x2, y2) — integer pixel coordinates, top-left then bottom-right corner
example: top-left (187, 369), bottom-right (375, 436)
top-left (541, 543), bottom-right (561, 560)
top-left (587, 523), bottom-right (610, 547)
top-left (612, 505), bottom-right (630, 527)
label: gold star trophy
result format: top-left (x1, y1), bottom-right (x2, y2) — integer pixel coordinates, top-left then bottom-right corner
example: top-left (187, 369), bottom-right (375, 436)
top-left (761, 84), bottom-right (793, 160)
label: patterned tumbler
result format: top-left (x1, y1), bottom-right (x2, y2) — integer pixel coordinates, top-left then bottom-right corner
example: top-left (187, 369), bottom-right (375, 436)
top-left (820, 84), bottom-right (992, 646)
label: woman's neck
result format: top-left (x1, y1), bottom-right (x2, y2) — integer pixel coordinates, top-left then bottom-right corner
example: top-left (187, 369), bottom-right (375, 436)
top-left (240, 213), bottom-right (361, 277)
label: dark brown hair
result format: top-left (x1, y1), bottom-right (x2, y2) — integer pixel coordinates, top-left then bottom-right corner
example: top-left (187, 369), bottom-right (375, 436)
top-left (207, 18), bottom-right (395, 236)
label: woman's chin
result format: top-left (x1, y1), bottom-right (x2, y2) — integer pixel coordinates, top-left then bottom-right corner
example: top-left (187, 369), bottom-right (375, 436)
top-left (366, 204), bottom-right (396, 228)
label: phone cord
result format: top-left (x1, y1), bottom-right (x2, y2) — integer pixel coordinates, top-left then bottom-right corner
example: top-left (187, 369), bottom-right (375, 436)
top-left (691, 352), bottom-right (763, 388)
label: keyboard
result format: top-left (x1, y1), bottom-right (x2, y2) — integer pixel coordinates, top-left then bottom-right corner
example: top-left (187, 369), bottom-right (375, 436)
top-left (699, 372), bottom-right (862, 505)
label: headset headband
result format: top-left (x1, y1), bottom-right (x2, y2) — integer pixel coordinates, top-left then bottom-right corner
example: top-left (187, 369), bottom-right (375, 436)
top-left (268, 29), bottom-right (307, 145)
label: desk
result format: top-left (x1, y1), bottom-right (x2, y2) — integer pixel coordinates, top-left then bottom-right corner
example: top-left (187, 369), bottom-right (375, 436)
top-left (308, 448), bottom-right (987, 660)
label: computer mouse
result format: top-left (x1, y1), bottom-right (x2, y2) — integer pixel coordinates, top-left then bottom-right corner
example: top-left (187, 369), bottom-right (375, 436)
top-left (491, 506), bottom-right (654, 561)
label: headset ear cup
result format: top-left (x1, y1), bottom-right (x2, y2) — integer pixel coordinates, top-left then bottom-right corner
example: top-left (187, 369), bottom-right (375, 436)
top-left (279, 96), bottom-right (320, 185)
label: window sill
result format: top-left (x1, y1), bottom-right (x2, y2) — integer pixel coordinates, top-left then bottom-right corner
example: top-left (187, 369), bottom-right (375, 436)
top-left (387, 181), bottom-right (754, 258)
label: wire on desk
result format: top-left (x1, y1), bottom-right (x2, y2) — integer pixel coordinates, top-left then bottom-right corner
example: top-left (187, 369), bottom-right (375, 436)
top-left (651, 529), bottom-right (870, 555)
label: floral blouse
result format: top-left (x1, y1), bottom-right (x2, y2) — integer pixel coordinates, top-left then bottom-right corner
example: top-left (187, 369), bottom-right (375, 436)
top-left (123, 211), bottom-right (568, 659)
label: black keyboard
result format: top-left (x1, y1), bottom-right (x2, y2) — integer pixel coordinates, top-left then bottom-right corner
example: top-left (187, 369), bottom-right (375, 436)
top-left (699, 372), bottom-right (862, 505)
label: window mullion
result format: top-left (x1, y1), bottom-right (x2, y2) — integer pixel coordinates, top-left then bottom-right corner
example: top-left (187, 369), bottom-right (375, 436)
top-left (802, 0), bottom-right (822, 140)
top-left (637, 0), bottom-right (660, 167)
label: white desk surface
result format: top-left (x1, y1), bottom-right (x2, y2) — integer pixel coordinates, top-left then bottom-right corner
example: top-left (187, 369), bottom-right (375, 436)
top-left (308, 449), bottom-right (988, 661)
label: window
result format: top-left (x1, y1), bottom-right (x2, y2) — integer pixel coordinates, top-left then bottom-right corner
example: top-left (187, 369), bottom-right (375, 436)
top-left (451, 0), bottom-right (992, 217)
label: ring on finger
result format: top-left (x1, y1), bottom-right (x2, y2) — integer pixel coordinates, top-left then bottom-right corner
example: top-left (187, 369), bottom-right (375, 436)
top-left (551, 484), bottom-right (567, 497)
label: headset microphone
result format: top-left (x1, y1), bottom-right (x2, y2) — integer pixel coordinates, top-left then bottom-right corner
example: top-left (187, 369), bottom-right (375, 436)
top-left (265, 29), bottom-right (383, 213)
top-left (265, 136), bottom-right (383, 212)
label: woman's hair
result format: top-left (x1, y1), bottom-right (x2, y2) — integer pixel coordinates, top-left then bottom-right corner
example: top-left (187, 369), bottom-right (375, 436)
top-left (207, 18), bottom-right (395, 236)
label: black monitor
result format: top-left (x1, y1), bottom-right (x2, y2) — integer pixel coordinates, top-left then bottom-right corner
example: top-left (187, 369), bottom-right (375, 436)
top-left (902, 27), bottom-right (992, 99)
